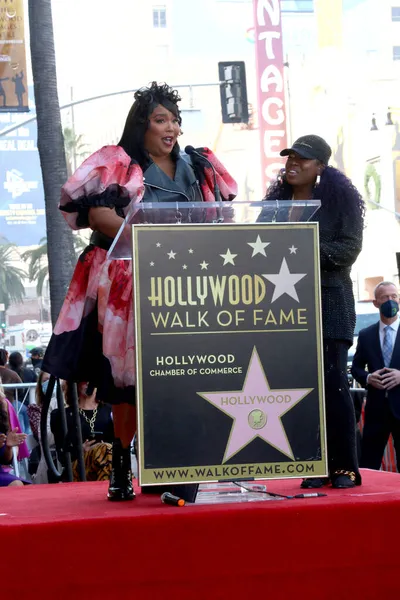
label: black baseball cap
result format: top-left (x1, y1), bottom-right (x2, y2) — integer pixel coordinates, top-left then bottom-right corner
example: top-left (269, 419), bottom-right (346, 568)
top-left (280, 135), bottom-right (332, 165)
top-left (30, 347), bottom-right (44, 358)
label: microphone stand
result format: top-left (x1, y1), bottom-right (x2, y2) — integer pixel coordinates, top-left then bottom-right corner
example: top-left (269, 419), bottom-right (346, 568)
top-left (185, 146), bottom-right (224, 222)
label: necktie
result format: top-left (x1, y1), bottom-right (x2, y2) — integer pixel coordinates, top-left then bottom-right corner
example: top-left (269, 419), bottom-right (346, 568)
top-left (382, 325), bottom-right (394, 367)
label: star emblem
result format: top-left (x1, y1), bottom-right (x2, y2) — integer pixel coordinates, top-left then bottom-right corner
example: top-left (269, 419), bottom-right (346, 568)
top-left (156, 242), bottom-right (161, 248)
top-left (200, 261), bottom-right (209, 270)
top-left (150, 261), bottom-right (155, 267)
top-left (188, 249), bottom-right (194, 254)
top-left (247, 235), bottom-right (270, 257)
top-left (182, 264), bottom-right (188, 270)
top-left (198, 347), bottom-right (312, 461)
top-left (262, 258), bottom-right (306, 303)
top-left (220, 248), bottom-right (237, 266)
top-left (167, 250), bottom-right (176, 260)
top-left (289, 246), bottom-right (297, 254)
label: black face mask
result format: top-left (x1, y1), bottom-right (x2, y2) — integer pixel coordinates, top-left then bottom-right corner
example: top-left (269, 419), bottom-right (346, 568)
top-left (380, 299), bottom-right (399, 319)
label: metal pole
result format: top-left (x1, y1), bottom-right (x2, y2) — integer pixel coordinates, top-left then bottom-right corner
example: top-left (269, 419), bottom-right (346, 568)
top-left (70, 86), bottom-right (77, 172)
top-left (69, 380), bottom-right (86, 482)
top-left (283, 56), bottom-right (293, 146)
top-left (56, 378), bottom-right (73, 482)
top-left (0, 82), bottom-right (222, 138)
top-left (40, 376), bottom-right (64, 480)
top-left (12, 447), bottom-right (19, 477)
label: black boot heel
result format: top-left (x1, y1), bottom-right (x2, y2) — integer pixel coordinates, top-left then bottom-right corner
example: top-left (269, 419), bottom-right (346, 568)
top-left (107, 439), bottom-right (135, 501)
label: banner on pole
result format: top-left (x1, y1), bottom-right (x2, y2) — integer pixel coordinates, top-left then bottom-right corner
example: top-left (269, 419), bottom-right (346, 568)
top-left (0, 0), bottom-right (28, 113)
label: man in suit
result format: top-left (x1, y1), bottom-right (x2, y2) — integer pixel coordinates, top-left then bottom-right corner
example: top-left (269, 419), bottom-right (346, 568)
top-left (351, 281), bottom-right (400, 471)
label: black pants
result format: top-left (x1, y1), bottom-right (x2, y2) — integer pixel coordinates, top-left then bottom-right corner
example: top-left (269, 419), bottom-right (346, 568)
top-left (360, 402), bottom-right (400, 472)
top-left (324, 339), bottom-right (360, 481)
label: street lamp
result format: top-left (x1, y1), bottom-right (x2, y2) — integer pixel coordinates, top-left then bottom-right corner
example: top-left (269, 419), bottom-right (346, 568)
top-left (370, 109), bottom-right (396, 130)
top-left (386, 108), bottom-right (394, 126)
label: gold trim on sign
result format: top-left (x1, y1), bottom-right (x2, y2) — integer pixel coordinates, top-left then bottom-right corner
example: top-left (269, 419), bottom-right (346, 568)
top-left (312, 222), bottom-right (328, 474)
top-left (151, 329), bottom-right (309, 336)
top-left (132, 226), bottom-right (145, 485)
top-left (133, 222), bottom-right (328, 482)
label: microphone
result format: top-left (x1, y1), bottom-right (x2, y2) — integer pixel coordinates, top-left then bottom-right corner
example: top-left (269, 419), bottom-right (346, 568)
top-left (184, 145), bottom-right (222, 203)
top-left (161, 492), bottom-right (185, 507)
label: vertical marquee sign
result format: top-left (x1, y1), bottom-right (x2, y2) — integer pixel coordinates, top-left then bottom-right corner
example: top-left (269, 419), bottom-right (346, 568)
top-left (253, 0), bottom-right (288, 192)
top-left (133, 223), bottom-right (327, 486)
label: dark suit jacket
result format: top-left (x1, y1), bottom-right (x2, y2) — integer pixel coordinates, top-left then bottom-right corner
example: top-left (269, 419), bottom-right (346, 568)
top-left (351, 321), bottom-right (400, 420)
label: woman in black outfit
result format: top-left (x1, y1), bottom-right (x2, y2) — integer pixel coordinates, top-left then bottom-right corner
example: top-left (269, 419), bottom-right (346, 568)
top-left (51, 382), bottom-right (115, 481)
top-left (263, 134), bottom-right (364, 489)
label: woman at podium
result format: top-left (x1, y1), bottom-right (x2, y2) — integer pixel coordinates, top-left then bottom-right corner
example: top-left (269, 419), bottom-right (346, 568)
top-left (42, 82), bottom-right (237, 501)
top-left (264, 134), bottom-right (364, 489)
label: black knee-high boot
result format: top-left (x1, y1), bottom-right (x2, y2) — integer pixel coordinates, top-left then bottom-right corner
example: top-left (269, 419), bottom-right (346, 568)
top-left (107, 438), bottom-right (135, 501)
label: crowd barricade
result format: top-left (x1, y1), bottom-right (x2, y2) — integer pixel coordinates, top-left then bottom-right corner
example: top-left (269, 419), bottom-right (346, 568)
top-left (1, 383), bottom-right (397, 480)
top-left (2, 379), bottom-right (85, 483)
top-left (39, 377), bottom-right (86, 483)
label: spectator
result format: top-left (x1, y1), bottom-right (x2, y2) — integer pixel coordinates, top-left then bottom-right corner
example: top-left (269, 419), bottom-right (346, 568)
top-left (0, 348), bottom-right (22, 404)
top-left (30, 347), bottom-right (44, 376)
top-left (8, 351), bottom-right (37, 387)
top-left (28, 371), bottom-right (52, 441)
top-left (352, 281), bottom-right (400, 471)
top-left (27, 371), bottom-right (59, 483)
top-left (51, 381), bottom-right (114, 481)
top-left (0, 382), bottom-right (29, 487)
top-left (7, 351), bottom-right (34, 434)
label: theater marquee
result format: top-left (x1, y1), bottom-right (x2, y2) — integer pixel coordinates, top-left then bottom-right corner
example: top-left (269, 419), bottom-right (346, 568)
top-left (253, 0), bottom-right (287, 191)
top-left (133, 223), bottom-right (327, 485)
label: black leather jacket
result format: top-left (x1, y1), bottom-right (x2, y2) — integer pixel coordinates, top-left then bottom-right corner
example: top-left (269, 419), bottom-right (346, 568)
top-left (142, 155), bottom-right (203, 204)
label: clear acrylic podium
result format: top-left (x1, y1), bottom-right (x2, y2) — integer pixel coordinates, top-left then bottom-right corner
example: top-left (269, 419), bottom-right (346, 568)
top-left (107, 200), bottom-right (321, 260)
top-left (108, 198), bottom-right (324, 502)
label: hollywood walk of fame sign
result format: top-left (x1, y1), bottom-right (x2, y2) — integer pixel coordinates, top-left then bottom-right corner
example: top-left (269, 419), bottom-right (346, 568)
top-left (133, 223), bottom-right (327, 485)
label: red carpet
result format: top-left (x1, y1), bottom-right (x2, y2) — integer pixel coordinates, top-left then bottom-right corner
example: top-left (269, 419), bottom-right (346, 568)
top-left (1, 469), bottom-right (400, 600)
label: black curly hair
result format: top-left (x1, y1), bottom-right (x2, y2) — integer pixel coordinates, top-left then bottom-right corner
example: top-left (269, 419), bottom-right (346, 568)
top-left (264, 165), bottom-right (365, 221)
top-left (118, 81), bottom-right (182, 170)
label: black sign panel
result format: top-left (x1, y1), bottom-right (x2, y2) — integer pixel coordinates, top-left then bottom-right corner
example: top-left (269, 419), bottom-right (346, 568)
top-left (133, 224), bottom-right (326, 485)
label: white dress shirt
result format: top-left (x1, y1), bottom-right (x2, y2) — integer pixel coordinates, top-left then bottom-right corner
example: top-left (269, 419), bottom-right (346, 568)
top-left (366, 317), bottom-right (399, 385)
top-left (379, 316), bottom-right (400, 354)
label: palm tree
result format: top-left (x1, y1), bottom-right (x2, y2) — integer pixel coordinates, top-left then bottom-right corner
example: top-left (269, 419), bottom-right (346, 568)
top-left (0, 243), bottom-right (26, 310)
top-left (21, 238), bottom-right (48, 298)
top-left (63, 127), bottom-right (89, 177)
top-left (28, 0), bottom-right (76, 325)
top-left (22, 235), bottom-right (87, 297)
